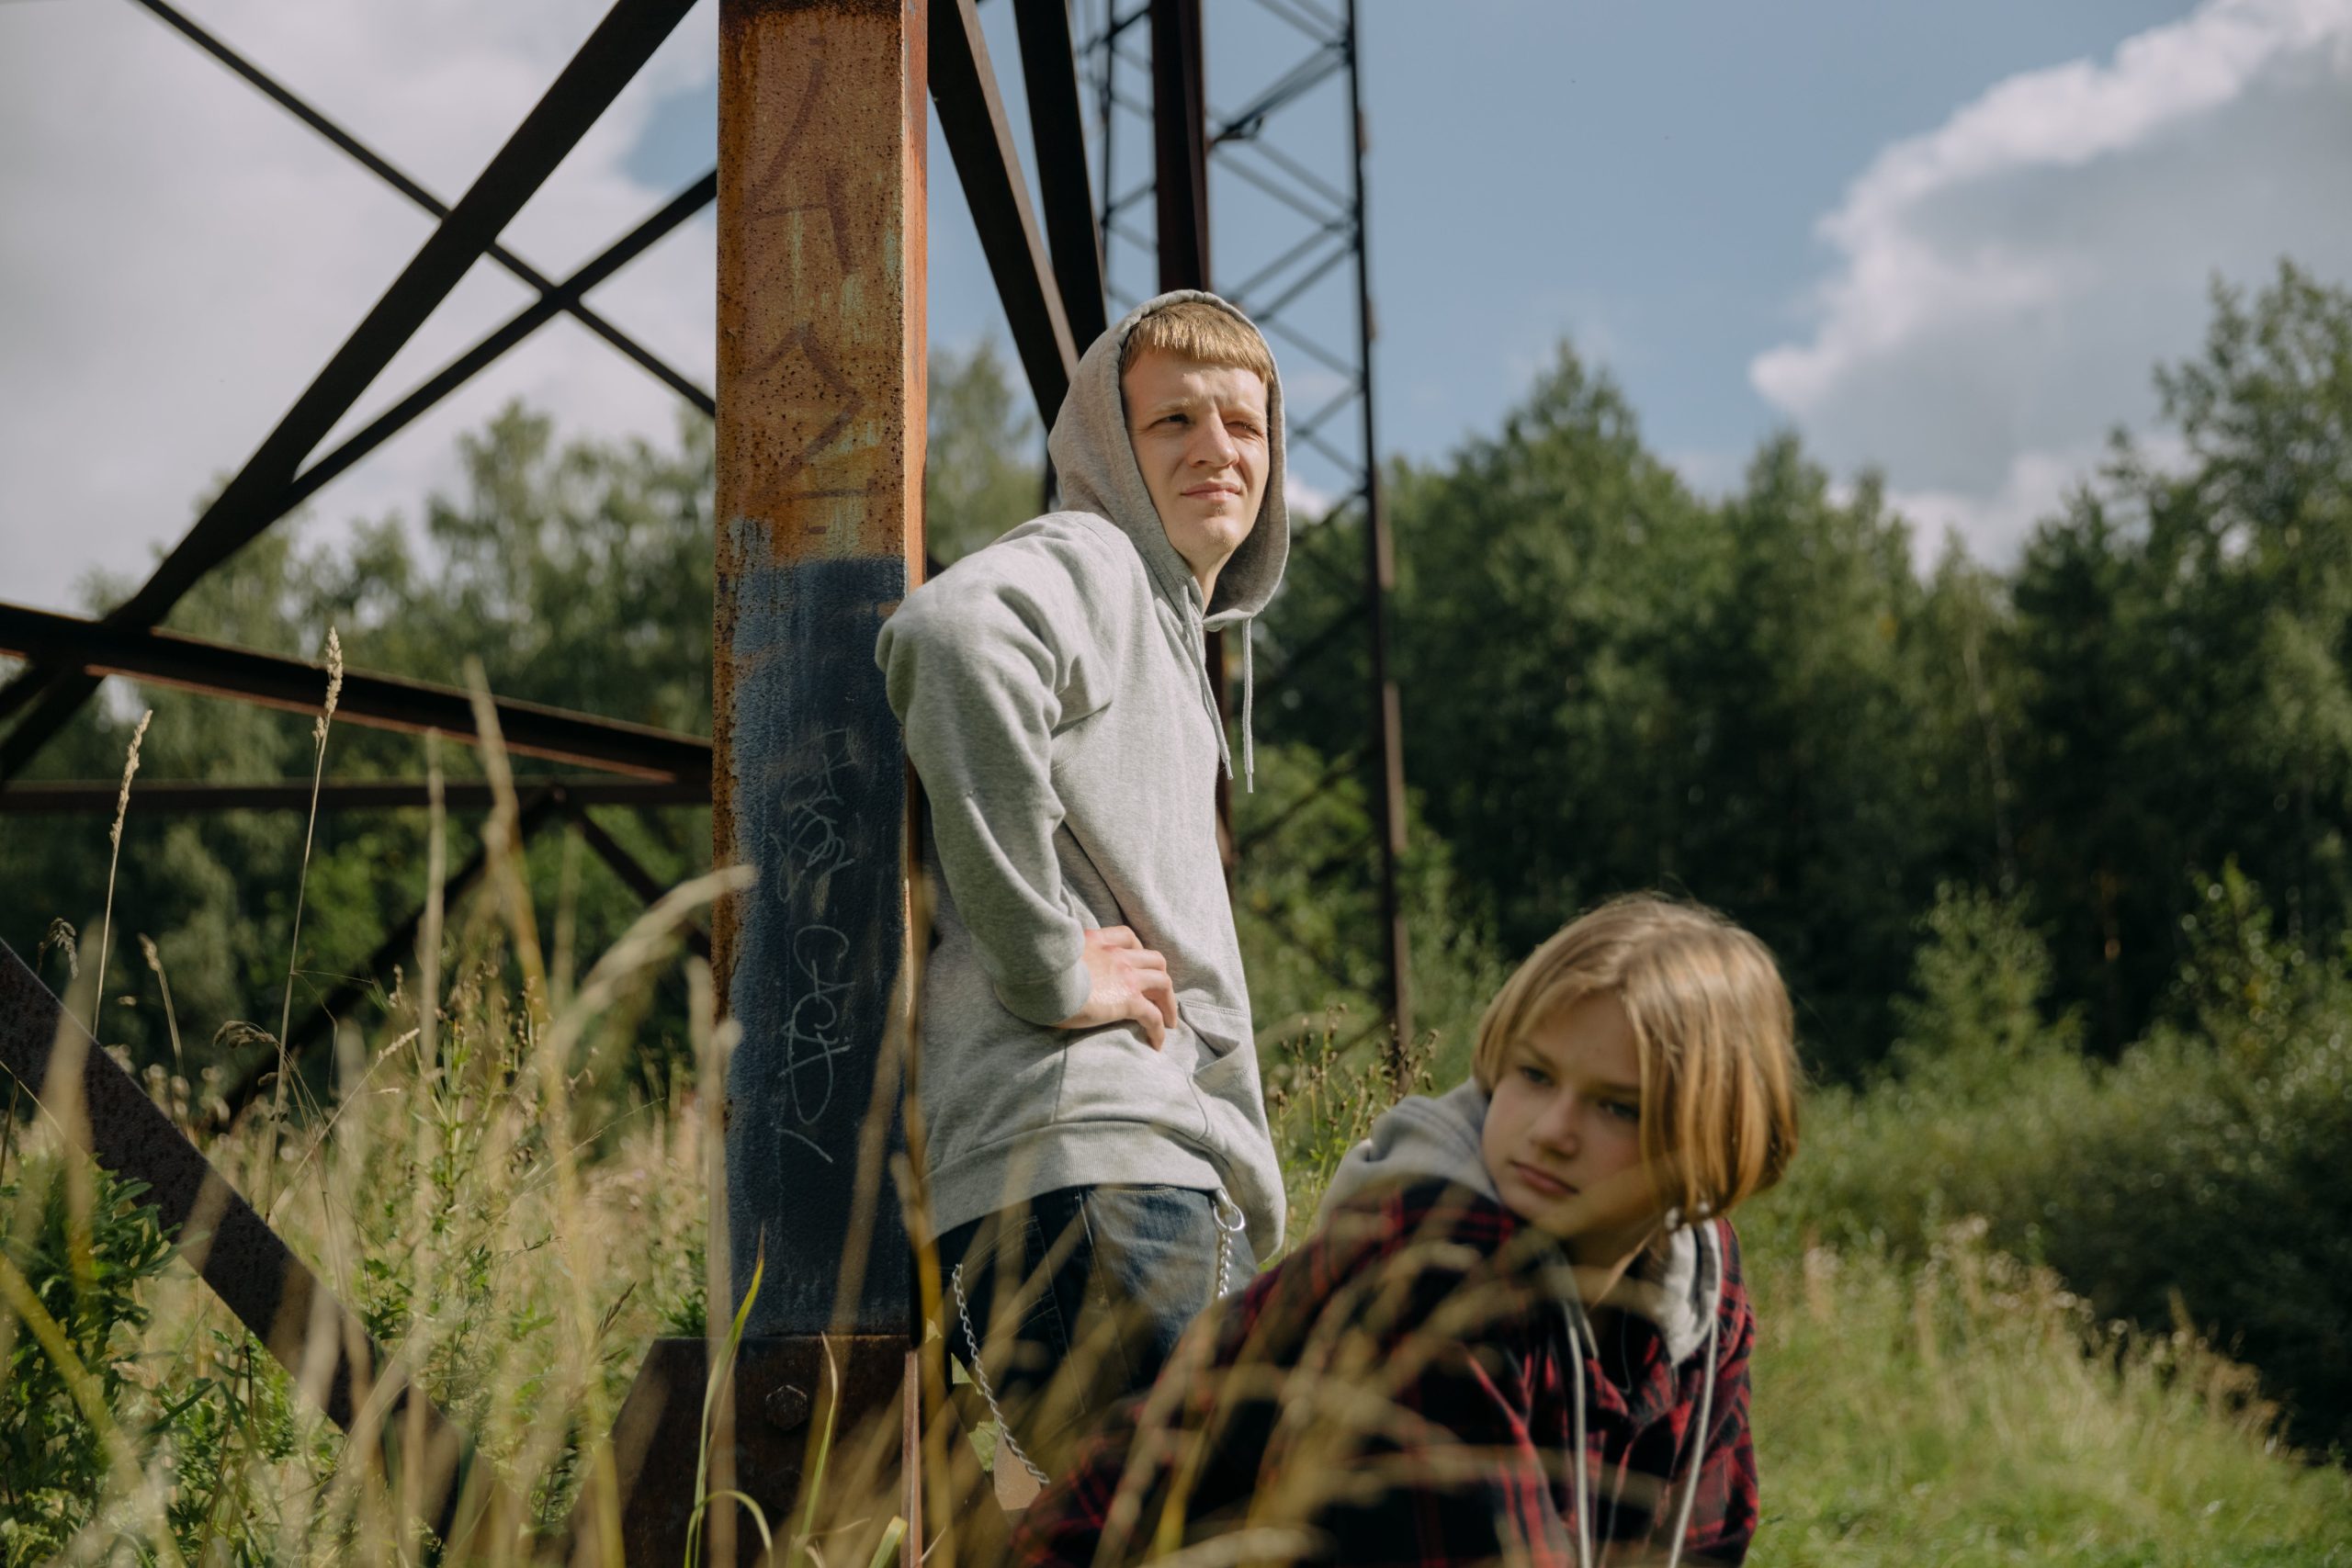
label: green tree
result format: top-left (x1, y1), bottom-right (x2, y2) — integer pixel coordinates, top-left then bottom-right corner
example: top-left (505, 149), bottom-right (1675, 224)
top-left (924, 337), bottom-right (1042, 565)
top-left (1267, 348), bottom-right (1941, 1074)
top-left (2008, 264), bottom-right (2352, 1046)
top-left (1, 406), bottom-right (718, 1083)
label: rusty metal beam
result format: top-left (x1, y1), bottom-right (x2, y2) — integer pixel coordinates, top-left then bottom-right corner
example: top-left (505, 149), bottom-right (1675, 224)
top-left (0, 603), bottom-right (711, 784)
top-left (1012, 0), bottom-right (1109, 348)
top-left (932, 0), bottom-right (1079, 422)
top-left (282, 171), bottom-right (718, 517)
top-left (1146, 0), bottom-right (1229, 873)
top-left (715, 0), bottom-right (921, 1341)
top-left (0, 0), bottom-right (699, 780)
top-left (0, 776), bottom-right (707, 816)
top-left (1149, 0), bottom-right (1210, 291)
top-left (0, 940), bottom-right (483, 1540)
top-left (127, 0), bottom-right (712, 414)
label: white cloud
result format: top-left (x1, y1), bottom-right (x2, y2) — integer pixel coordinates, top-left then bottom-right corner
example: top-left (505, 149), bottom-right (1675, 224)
top-left (1750, 0), bottom-right (2352, 562)
top-left (0, 0), bottom-right (718, 616)
top-left (1887, 445), bottom-right (2099, 569)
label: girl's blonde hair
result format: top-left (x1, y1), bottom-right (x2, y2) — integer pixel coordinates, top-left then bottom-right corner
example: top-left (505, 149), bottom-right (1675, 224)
top-left (1472, 894), bottom-right (1800, 1221)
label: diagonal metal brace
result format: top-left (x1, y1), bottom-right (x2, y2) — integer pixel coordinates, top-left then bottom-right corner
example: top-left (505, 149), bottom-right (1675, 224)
top-left (0, 941), bottom-right (487, 1542)
top-left (127, 0), bottom-right (713, 414)
top-left (0, 0), bottom-right (699, 780)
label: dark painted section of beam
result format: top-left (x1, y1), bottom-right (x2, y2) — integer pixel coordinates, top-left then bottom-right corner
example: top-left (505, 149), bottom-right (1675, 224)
top-left (0, 941), bottom-right (480, 1539)
top-left (0, 776), bottom-right (707, 815)
top-left (0, 0), bottom-right (698, 779)
top-left (1012, 0), bottom-right (1109, 348)
top-left (719, 554), bottom-right (909, 1335)
top-left (0, 602), bottom-right (711, 784)
top-left (932, 0), bottom-right (1080, 423)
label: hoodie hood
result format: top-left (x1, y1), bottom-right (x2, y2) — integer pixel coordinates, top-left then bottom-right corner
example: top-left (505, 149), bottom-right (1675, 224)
top-left (1318, 1081), bottom-right (1724, 1366)
top-left (1046, 291), bottom-right (1290, 788)
top-left (1047, 289), bottom-right (1291, 626)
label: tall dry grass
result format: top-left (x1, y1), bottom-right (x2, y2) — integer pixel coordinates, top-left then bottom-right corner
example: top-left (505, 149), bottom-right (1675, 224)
top-left (4, 702), bottom-right (2351, 1565)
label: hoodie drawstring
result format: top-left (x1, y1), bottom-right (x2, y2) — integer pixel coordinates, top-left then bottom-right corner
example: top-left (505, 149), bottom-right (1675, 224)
top-left (1239, 628), bottom-right (1255, 793)
top-left (1565, 1302), bottom-right (1596, 1568)
top-left (1182, 593), bottom-right (1256, 791)
top-left (1563, 1221), bottom-right (1721, 1568)
top-left (1661, 1222), bottom-right (1723, 1568)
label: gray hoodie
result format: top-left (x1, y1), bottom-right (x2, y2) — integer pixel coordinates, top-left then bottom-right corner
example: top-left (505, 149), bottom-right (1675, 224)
top-left (876, 291), bottom-right (1288, 1257)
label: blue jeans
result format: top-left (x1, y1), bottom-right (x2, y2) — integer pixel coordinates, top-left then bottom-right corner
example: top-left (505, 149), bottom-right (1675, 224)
top-left (935, 1184), bottom-right (1258, 1481)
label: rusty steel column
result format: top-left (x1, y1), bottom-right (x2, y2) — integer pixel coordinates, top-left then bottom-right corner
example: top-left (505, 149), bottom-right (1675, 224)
top-left (599, 1), bottom-right (930, 1559)
top-left (715, 0), bottom-right (922, 1339)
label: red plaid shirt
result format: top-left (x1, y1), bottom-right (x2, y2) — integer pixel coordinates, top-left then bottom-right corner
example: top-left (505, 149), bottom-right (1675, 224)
top-left (1008, 1181), bottom-right (1759, 1567)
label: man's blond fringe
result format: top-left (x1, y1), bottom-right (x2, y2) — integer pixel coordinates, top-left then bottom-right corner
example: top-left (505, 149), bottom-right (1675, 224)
top-left (1120, 299), bottom-right (1276, 384)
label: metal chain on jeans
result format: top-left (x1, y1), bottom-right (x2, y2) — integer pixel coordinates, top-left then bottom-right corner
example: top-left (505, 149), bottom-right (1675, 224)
top-left (1210, 1188), bottom-right (1249, 1303)
top-left (953, 1190), bottom-right (1250, 1492)
top-left (950, 1259), bottom-right (1052, 1487)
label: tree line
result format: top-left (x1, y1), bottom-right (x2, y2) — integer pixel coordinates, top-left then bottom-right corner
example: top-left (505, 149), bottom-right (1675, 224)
top-left (5, 264), bottom-right (2350, 1095)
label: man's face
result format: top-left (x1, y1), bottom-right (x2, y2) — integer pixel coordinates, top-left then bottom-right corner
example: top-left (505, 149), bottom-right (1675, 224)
top-left (1121, 348), bottom-right (1270, 596)
top-left (1480, 990), bottom-right (1663, 1264)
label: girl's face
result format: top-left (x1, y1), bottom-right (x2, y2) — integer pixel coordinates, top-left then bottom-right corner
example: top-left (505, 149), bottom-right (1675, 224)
top-left (1480, 991), bottom-right (1664, 1263)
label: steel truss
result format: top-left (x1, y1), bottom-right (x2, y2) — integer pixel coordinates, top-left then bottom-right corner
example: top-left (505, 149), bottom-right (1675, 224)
top-left (1078, 0), bottom-right (1411, 1047)
top-left (0, 0), bottom-right (1400, 1546)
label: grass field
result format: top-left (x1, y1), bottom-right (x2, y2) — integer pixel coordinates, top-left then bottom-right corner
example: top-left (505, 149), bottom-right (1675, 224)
top-left (6, 765), bottom-right (2351, 1563)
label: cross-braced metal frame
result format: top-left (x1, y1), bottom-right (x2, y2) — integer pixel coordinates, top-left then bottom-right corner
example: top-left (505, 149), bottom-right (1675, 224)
top-left (0, 0), bottom-right (1399, 1546)
top-left (1080, 0), bottom-right (1412, 1049)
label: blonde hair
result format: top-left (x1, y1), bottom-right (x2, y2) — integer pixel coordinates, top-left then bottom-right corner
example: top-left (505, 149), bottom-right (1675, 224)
top-left (1473, 895), bottom-right (1800, 1221)
top-left (1119, 299), bottom-right (1276, 386)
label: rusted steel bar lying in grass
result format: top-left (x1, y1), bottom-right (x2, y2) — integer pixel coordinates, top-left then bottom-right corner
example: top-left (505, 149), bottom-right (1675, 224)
top-left (0, 941), bottom-right (490, 1544)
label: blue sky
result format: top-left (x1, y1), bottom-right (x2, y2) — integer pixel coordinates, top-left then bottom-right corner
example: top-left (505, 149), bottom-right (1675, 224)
top-left (6, 0), bottom-right (2351, 611)
top-left (617, 0), bottom-right (2348, 555)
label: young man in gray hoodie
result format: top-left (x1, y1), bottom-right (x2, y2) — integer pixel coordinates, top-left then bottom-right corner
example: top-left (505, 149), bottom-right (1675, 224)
top-left (876, 291), bottom-right (1289, 1488)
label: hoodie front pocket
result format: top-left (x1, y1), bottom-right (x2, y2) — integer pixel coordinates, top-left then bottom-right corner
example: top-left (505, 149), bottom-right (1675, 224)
top-left (1180, 1002), bottom-right (1257, 1122)
top-left (1053, 1023), bottom-right (1209, 1141)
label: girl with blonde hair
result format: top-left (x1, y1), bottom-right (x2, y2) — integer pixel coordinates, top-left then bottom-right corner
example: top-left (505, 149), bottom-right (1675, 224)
top-left (1012, 894), bottom-right (1802, 1567)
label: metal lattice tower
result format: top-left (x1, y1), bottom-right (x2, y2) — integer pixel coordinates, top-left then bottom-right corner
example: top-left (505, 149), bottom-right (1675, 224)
top-left (1079, 0), bottom-right (1412, 1050)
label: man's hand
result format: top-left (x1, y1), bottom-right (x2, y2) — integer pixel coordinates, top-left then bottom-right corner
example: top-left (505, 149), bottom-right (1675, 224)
top-left (1054, 926), bottom-right (1181, 1048)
